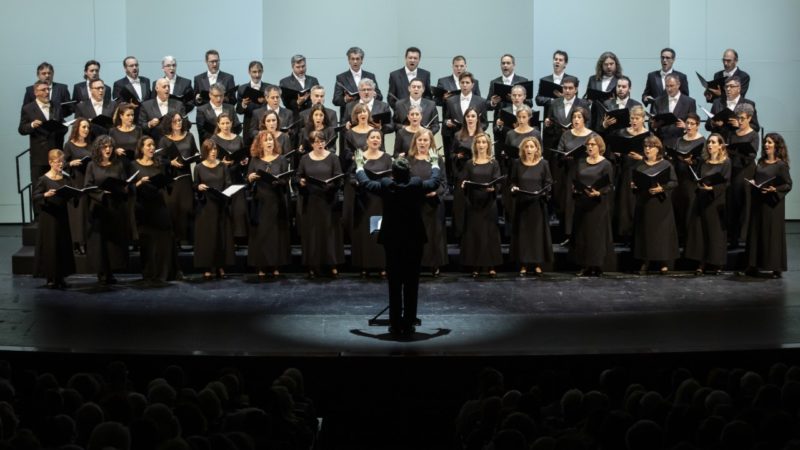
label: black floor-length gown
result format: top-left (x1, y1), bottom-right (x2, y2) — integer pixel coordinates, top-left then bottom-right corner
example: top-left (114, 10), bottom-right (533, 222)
top-left (669, 136), bottom-right (705, 244)
top-left (84, 160), bottom-right (130, 275)
top-left (571, 158), bottom-right (615, 269)
top-left (610, 129), bottom-right (650, 240)
top-left (63, 141), bottom-right (91, 247)
top-left (33, 175), bottom-right (75, 281)
top-left (509, 159), bottom-right (554, 266)
top-left (132, 161), bottom-right (175, 281)
top-left (450, 135), bottom-right (475, 238)
top-left (247, 155), bottom-right (291, 269)
top-left (297, 152), bottom-right (344, 268)
top-left (193, 163), bottom-right (236, 270)
top-left (684, 159), bottom-right (732, 267)
top-left (409, 158), bottom-right (448, 269)
top-left (727, 131), bottom-right (759, 244)
top-left (213, 134), bottom-right (249, 239)
top-left (631, 159), bottom-right (679, 264)
top-left (158, 134), bottom-right (197, 243)
top-left (459, 160), bottom-right (503, 268)
top-left (746, 160), bottom-right (792, 271)
top-left (351, 153), bottom-right (392, 270)
top-left (554, 132), bottom-right (590, 235)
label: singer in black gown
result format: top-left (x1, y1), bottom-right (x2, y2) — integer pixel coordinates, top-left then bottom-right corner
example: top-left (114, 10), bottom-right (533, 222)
top-left (571, 133), bottom-right (615, 276)
top-left (509, 136), bottom-right (553, 275)
top-left (33, 150), bottom-right (75, 288)
top-left (459, 133), bottom-right (503, 276)
top-left (745, 133), bottom-right (793, 277)
top-left (246, 131), bottom-right (291, 277)
top-left (684, 133), bottom-right (732, 274)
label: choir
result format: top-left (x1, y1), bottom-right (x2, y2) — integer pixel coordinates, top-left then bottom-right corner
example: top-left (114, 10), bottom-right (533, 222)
top-left (22, 47), bottom-right (792, 286)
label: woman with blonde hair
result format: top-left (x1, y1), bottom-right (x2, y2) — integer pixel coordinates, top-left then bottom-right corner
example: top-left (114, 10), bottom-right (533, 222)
top-left (509, 136), bottom-right (553, 276)
top-left (459, 133), bottom-right (503, 277)
top-left (408, 128), bottom-right (448, 276)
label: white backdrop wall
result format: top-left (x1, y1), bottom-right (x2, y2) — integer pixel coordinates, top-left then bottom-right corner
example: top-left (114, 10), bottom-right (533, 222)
top-left (1, 0), bottom-right (797, 222)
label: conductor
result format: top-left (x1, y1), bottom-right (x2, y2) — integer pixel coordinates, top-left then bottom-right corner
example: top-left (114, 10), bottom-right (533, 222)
top-left (355, 152), bottom-right (442, 337)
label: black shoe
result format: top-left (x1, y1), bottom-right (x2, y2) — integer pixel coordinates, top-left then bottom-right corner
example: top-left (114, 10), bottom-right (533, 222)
top-left (106, 275), bottom-right (118, 284)
top-left (55, 279), bottom-right (70, 289)
top-left (388, 326), bottom-right (403, 336)
top-left (772, 271), bottom-right (782, 279)
top-left (174, 270), bottom-right (185, 281)
top-left (403, 326), bottom-right (416, 336)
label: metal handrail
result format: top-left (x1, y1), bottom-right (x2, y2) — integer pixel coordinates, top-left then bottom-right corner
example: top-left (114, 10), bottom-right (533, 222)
top-left (15, 148), bottom-right (32, 224)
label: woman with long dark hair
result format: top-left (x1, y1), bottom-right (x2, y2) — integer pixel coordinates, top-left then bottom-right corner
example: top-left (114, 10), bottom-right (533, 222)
top-left (158, 112), bottom-right (196, 250)
top-left (132, 136), bottom-right (175, 283)
top-left (744, 133), bottom-right (792, 278)
top-left (84, 135), bottom-right (131, 284)
top-left (684, 133), bottom-right (732, 275)
top-left (63, 118), bottom-right (93, 254)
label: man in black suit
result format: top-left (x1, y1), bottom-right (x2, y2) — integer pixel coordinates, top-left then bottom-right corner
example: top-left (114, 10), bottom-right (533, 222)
top-left (493, 84), bottom-right (535, 149)
top-left (641, 48), bottom-right (689, 107)
top-left (344, 79), bottom-right (394, 135)
top-left (156, 56), bottom-right (195, 113)
top-left (705, 76), bottom-right (759, 140)
top-left (251, 85), bottom-right (297, 145)
top-left (354, 154), bottom-right (442, 336)
top-left (74, 79), bottom-right (117, 136)
top-left (139, 78), bottom-right (186, 142)
top-left (72, 60), bottom-right (110, 104)
top-left (23, 62), bottom-right (72, 118)
top-left (332, 47), bottom-right (383, 121)
top-left (535, 50), bottom-right (575, 122)
top-left (279, 54), bottom-right (320, 114)
top-left (543, 77), bottom-right (590, 150)
top-left (436, 55), bottom-right (481, 155)
top-left (585, 51), bottom-right (622, 131)
top-left (194, 49), bottom-right (236, 105)
top-left (298, 85), bottom-right (338, 127)
top-left (598, 76), bottom-right (642, 133)
top-left (196, 83), bottom-right (242, 144)
top-left (392, 78), bottom-right (440, 135)
top-left (387, 46), bottom-right (431, 110)
top-left (706, 48), bottom-right (751, 103)
top-left (443, 72), bottom-right (489, 134)
top-left (235, 61), bottom-right (268, 147)
top-left (112, 56), bottom-right (152, 107)
top-left (488, 54), bottom-right (530, 111)
top-left (650, 74), bottom-right (697, 144)
top-left (19, 81), bottom-right (66, 184)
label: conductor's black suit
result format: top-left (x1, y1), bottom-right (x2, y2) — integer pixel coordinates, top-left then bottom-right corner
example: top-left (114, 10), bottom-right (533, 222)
top-left (355, 162), bottom-right (442, 334)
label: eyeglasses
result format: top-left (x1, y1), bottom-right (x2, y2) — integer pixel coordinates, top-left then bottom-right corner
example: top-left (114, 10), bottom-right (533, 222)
top-left (724, 84), bottom-right (740, 89)
top-left (90, 86), bottom-right (105, 90)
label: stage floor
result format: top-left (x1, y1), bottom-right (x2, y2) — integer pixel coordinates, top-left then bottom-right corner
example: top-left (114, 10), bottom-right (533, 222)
top-left (2, 224), bottom-right (798, 357)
